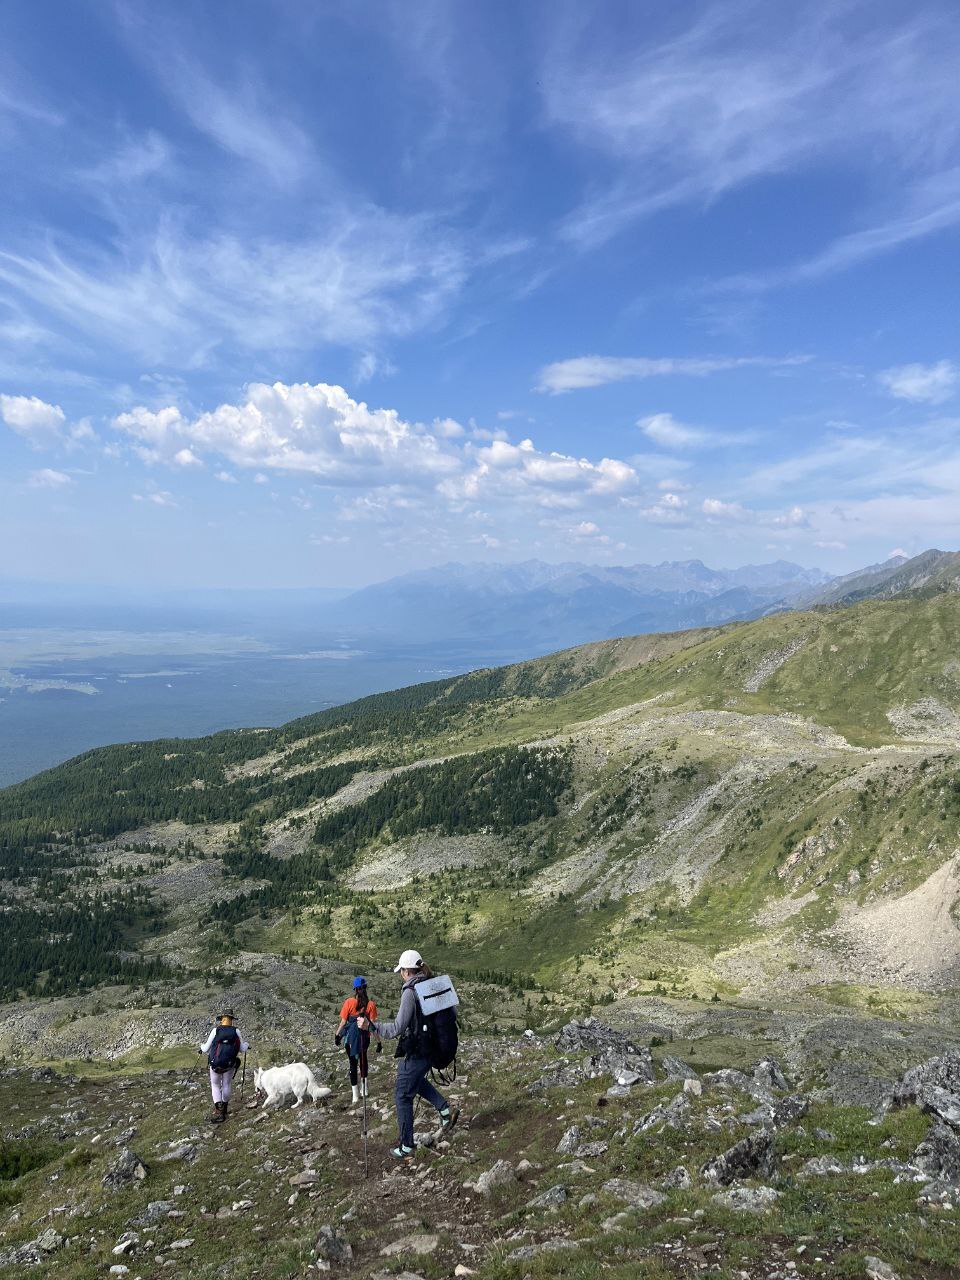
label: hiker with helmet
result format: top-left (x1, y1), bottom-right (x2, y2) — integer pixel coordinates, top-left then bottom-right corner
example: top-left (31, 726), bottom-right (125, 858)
top-left (357, 948), bottom-right (460, 1160)
top-left (335, 976), bottom-right (382, 1107)
top-left (200, 1011), bottom-right (250, 1124)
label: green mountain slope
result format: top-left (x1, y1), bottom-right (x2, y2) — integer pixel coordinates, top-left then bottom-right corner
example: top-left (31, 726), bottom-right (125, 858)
top-left (0, 593), bottom-right (959, 1056)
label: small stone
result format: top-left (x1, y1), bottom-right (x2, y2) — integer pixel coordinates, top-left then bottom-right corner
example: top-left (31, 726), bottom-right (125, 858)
top-left (455, 1267), bottom-right (477, 1276)
top-left (290, 1169), bottom-right (319, 1186)
top-left (379, 1233), bottom-right (439, 1257)
top-left (473, 1159), bottom-right (515, 1196)
top-left (505, 1240), bottom-right (579, 1263)
top-left (526, 1184), bottom-right (568, 1210)
top-left (169, 1239), bottom-right (194, 1249)
top-left (683, 1077), bottom-right (703, 1096)
top-left (601, 1210), bottom-right (635, 1232)
top-left (109, 1268), bottom-right (130, 1277)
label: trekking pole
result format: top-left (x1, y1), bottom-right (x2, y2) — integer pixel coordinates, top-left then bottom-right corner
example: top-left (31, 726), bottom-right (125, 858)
top-left (361, 1041), bottom-right (369, 1180)
top-left (187, 1050), bottom-right (202, 1082)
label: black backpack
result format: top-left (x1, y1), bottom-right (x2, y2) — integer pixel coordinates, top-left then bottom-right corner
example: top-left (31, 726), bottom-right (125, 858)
top-left (410, 976), bottom-right (459, 1073)
top-left (425, 1004), bottom-right (458, 1072)
top-left (208, 1026), bottom-right (241, 1073)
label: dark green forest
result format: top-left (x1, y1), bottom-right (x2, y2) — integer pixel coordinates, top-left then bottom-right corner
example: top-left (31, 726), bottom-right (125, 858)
top-left (213, 746), bottom-right (573, 925)
top-left (0, 886), bottom-right (168, 999)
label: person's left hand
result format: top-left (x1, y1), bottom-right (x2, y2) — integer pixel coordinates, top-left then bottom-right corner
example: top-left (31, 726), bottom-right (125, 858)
top-left (376, 1041), bottom-right (383, 1054)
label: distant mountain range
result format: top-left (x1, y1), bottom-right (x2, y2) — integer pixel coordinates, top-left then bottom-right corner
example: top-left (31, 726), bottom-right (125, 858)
top-left (322, 549), bottom-right (960, 650)
top-left (324, 556), bottom-right (832, 649)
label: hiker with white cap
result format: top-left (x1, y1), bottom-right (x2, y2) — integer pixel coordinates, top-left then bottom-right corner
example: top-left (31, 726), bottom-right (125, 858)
top-left (357, 948), bottom-right (460, 1160)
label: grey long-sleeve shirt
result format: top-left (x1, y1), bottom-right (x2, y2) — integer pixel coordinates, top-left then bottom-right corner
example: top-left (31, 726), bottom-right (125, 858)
top-left (371, 980), bottom-right (418, 1041)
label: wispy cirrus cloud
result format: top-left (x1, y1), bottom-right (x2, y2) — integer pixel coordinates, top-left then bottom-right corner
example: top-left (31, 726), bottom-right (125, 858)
top-left (0, 208), bottom-right (471, 368)
top-left (543, 2), bottom-right (960, 269)
top-left (27, 467), bottom-right (72, 489)
top-left (536, 353), bottom-right (807, 393)
top-left (638, 412), bottom-right (752, 451)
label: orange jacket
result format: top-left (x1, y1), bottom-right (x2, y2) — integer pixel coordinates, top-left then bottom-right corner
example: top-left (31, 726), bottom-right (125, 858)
top-left (339, 996), bottom-right (378, 1023)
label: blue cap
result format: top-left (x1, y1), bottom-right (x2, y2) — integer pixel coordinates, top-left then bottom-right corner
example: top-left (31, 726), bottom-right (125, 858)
top-left (353, 976), bottom-right (366, 989)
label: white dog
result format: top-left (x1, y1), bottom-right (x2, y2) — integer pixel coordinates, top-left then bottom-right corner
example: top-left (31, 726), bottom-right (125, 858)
top-left (253, 1062), bottom-right (331, 1108)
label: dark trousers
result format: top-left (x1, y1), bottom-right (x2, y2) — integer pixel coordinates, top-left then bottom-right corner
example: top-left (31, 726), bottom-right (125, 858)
top-left (347, 1053), bottom-right (367, 1085)
top-left (395, 1056), bottom-right (447, 1149)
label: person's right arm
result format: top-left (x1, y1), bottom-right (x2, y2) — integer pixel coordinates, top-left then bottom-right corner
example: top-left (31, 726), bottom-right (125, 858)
top-left (200, 1029), bottom-right (215, 1053)
top-left (365, 987), bottom-right (416, 1041)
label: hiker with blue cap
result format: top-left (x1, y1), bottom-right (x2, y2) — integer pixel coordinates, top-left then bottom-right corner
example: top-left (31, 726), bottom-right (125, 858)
top-left (335, 977), bottom-right (382, 1107)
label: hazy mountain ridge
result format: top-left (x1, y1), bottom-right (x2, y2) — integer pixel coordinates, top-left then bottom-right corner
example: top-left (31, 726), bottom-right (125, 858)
top-left (325, 556), bottom-right (833, 647)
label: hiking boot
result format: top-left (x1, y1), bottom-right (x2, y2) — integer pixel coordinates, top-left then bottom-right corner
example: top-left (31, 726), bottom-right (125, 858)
top-left (390, 1145), bottom-right (415, 1160)
top-left (210, 1102), bottom-right (225, 1125)
top-left (439, 1104), bottom-right (460, 1134)
top-left (221, 1101), bottom-right (229, 1121)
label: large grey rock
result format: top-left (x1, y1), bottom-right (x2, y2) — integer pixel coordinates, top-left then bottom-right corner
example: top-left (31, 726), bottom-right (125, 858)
top-left (379, 1234), bottom-right (438, 1258)
top-left (711, 1185), bottom-right (780, 1213)
top-left (576, 1140), bottom-right (609, 1158)
top-left (752, 1058), bottom-right (789, 1092)
top-left (701, 1129), bottom-right (778, 1185)
top-left (704, 1068), bottom-right (756, 1095)
top-left (917, 1085), bottom-right (960, 1129)
top-left (34, 1228), bottom-right (64, 1253)
top-left (894, 1051), bottom-right (960, 1122)
top-left (315, 1224), bottom-right (353, 1266)
top-left (103, 1148), bottom-right (148, 1191)
top-left (660, 1055), bottom-right (697, 1081)
top-left (914, 1122), bottom-right (960, 1187)
top-left (133, 1200), bottom-right (174, 1224)
top-left (552, 1019), bottom-right (655, 1086)
top-left (864, 1258), bottom-right (900, 1280)
top-left (602, 1178), bottom-right (664, 1209)
top-left (556, 1125), bottom-right (581, 1155)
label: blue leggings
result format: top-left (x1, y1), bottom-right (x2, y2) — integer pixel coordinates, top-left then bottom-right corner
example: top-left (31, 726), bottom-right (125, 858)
top-left (395, 1056), bottom-right (447, 1149)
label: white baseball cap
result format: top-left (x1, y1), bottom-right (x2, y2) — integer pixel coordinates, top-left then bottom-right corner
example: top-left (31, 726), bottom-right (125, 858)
top-left (394, 949), bottom-right (423, 972)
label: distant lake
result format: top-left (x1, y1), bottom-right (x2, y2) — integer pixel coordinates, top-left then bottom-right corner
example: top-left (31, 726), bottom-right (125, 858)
top-left (0, 611), bottom-right (527, 787)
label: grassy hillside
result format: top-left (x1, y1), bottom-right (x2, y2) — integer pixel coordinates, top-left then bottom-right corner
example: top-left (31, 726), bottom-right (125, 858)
top-left (0, 592), bottom-right (958, 1043)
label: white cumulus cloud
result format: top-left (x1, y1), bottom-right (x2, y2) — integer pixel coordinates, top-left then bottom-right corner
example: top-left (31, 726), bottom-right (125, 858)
top-left (878, 360), bottom-right (957, 405)
top-left (0, 393), bottom-right (66, 446)
top-left (703, 497), bottom-right (747, 520)
top-left (114, 382), bottom-right (461, 486)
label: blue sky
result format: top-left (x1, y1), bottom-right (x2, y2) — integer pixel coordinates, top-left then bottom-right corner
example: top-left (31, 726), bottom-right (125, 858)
top-left (1, 0), bottom-right (959, 588)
